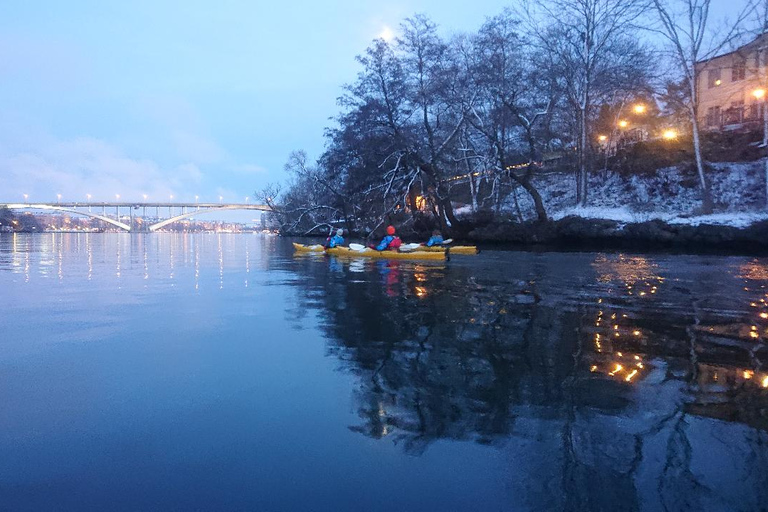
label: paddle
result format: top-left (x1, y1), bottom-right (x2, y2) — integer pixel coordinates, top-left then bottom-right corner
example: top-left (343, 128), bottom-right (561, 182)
top-left (441, 238), bottom-right (453, 245)
top-left (348, 243), bottom-right (368, 252)
top-left (398, 243), bottom-right (423, 252)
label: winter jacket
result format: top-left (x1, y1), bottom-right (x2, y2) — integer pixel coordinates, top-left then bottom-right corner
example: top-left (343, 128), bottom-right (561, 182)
top-left (376, 235), bottom-right (402, 251)
top-left (426, 235), bottom-right (444, 247)
top-left (327, 235), bottom-right (344, 248)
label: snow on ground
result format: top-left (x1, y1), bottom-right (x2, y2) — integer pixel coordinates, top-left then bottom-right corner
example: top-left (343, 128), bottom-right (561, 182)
top-left (667, 212), bottom-right (768, 228)
top-left (550, 207), bottom-right (768, 228)
top-left (470, 159), bottom-right (768, 228)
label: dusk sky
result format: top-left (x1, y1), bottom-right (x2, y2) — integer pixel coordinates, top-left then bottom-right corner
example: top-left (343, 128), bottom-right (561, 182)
top-left (0, 0), bottom-right (746, 209)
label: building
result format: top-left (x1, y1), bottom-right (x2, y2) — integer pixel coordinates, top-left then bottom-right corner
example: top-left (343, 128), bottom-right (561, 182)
top-left (696, 33), bottom-right (768, 131)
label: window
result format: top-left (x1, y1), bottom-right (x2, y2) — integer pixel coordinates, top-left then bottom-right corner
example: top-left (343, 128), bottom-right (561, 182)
top-left (749, 102), bottom-right (760, 121)
top-left (708, 68), bottom-right (721, 88)
top-left (706, 106), bottom-right (721, 127)
top-left (732, 59), bottom-right (746, 81)
top-left (724, 101), bottom-right (745, 125)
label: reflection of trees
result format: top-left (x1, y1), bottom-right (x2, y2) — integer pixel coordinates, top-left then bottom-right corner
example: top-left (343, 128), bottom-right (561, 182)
top-left (289, 250), bottom-right (768, 509)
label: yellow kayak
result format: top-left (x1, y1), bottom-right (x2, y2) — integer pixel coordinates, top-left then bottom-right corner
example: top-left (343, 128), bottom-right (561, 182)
top-left (292, 243), bottom-right (445, 261)
top-left (292, 243), bottom-right (325, 253)
top-left (418, 245), bottom-right (478, 255)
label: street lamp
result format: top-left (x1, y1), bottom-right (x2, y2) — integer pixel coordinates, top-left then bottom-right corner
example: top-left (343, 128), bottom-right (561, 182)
top-left (662, 129), bottom-right (677, 140)
top-left (618, 120), bottom-right (629, 128)
top-left (23, 193), bottom-right (28, 203)
top-left (169, 194), bottom-right (174, 201)
top-left (143, 194), bottom-right (148, 201)
top-left (598, 135), bottom-right (608, 142)
top-left (219, 195), bottom-right (223, 203)
top-left (245, 196), bottom-right (249, 203)
top-left (633, 104), bottom-right (646, 114)
top-left (86, 194), bottom-right (91, 201)
top-left (195, 195), bottom-right (199, 203)
top-left (57, 193), bottom-right (62, 203)
top-left (115, 194), bottom-right (120, 201)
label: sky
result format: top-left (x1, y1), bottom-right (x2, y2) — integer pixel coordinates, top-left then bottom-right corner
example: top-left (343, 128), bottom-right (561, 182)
top-left (0, 0), bottom-right (745, 219)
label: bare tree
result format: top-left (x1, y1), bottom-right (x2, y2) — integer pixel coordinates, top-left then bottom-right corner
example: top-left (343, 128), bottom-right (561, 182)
top-left (465, 9), bottom-right (554, 221)
top-left (523, 0), bottom-right (651, 207)
top-left (650, 0), bottom-right (756, 213)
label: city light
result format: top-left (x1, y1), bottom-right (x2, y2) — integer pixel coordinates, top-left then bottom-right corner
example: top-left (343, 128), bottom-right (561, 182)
top-left (618, 120), bottom-right (629, 128)
top-left (633, 104), bottom-right (646, 114)
top-left (754, 88), bottom-right (766, 99)
top-left (662, 129), bottom-right (678, 140)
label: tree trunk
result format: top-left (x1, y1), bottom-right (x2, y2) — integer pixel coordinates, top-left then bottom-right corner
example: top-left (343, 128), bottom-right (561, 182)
top-left (520, 178), bottom-right (548, 222)
top-left (579, 106), bottom-right (589, 207)
top-left (690, 116), bottom-right (712, 213)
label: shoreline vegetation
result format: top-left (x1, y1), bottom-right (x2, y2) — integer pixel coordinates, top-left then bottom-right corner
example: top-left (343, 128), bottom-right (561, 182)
top-left (259, 5), bottom-right (768, 256)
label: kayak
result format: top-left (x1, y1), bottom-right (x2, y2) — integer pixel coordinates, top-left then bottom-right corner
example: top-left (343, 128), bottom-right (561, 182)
top-left (292, 243), bottom-right (325, 253)
top-left (417, 245), bottom-right (478, 255)
top-left (292, 243), bottom-right (445, 261)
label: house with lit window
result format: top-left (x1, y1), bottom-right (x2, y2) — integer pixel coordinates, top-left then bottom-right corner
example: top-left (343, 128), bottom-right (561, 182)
top-left (696, 33), bottom-right (768, 130)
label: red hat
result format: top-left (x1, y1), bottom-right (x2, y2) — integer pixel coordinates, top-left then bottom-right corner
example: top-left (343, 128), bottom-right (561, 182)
top-left (386, 225), bottom-right (396, 235)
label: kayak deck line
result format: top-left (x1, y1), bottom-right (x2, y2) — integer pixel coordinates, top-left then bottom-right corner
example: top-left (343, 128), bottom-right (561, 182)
top-left (413, 245), bottom-right (478, 255)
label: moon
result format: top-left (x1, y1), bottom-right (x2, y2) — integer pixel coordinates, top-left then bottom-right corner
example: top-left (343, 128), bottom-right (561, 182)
top-left (379, 26), bottom-right (394, 42)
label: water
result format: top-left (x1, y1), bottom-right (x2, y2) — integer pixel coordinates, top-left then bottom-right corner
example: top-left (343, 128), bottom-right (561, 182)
top-left (1, 233), bottom-right (767, 511)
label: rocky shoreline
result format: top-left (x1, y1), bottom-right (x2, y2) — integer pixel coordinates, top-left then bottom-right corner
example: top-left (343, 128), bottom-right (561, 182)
top-left (464, 216), bottom-right (768, 255)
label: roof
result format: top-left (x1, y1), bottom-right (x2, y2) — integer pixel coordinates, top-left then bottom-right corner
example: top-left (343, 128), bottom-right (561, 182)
top-left (695, 32), bottom-right (768, 66)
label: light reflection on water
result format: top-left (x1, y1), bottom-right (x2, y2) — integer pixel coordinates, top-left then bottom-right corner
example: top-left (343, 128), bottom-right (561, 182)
top-left (0, 233), bottom-right (767, 511)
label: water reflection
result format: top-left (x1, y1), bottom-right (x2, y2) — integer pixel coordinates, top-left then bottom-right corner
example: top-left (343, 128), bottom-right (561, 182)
top-left (288, 249), bottom-right (768, 509)
top-left (2, 235), bottom-right (767, 510)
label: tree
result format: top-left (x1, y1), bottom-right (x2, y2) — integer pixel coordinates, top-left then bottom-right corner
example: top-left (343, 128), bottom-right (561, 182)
top-left (650, 0), bottom-right (756, 213)
top-left (259, 150), bottom-right (347, 234)
top-left (524, 0), bottom-right (652, 207)
top-left (465, 9), bottom-right (555, 221)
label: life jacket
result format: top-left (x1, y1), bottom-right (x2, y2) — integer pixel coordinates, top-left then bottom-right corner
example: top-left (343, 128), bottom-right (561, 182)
top-left (389, 236), bottom-right (402, 249)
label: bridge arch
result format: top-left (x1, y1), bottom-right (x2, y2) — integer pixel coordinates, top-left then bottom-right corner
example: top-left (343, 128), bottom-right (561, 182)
top-left (3, 204), bottom-right (131, 231)
top-left (148, 205), bottom-right (271, 231)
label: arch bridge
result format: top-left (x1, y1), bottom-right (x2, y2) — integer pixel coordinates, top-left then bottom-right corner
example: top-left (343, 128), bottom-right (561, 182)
top-left (0, 202), bottom-right (272, 232)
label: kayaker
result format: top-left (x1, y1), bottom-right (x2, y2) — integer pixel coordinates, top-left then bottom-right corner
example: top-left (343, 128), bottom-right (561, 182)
top-left (326, 228), bottom-right (345, 248)
top-left (374, 225), bottom-right (402, 251)
top-left (425, 230), bottom-right (444, 247)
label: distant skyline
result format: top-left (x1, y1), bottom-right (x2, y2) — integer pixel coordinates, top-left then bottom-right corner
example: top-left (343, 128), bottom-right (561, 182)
top-left (0, 0), bottom-right (747, 213)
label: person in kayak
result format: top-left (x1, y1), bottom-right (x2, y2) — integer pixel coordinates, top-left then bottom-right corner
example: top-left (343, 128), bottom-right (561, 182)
top-left (326, 228), bottom-right (345, 248)
top-left (425, 230), bottom-right (444, 247)
top-left (374, 225), bottom-right (402, 251)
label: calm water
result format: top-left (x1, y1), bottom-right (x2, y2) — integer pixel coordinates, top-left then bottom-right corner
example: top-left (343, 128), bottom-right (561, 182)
top-left (1, 233), bottom-right (767, 511)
